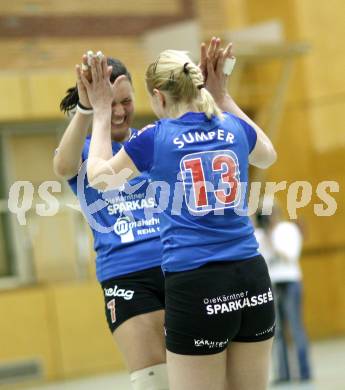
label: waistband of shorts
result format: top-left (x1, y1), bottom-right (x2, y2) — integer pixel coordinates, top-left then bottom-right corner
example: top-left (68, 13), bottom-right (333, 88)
top-left (165, 255), bottom-right (264, 277)
top-left (100, 265), bottom-right (163, 286)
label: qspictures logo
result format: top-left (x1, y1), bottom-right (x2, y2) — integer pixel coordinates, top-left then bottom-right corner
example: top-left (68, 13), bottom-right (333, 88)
top-left (6, 157), bottom-right (340, 232)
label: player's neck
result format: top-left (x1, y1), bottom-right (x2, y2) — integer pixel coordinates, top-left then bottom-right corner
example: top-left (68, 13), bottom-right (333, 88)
top-left (167, 102), bottom-right (200, 118)
top-left (110, 127), bottom-right (131, 143)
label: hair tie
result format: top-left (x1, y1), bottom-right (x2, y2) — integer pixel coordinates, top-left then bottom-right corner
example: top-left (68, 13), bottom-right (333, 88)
top-left (197, 84), bottom-right (205, 90)
top-left (183, 62), bottom-right (189, 74)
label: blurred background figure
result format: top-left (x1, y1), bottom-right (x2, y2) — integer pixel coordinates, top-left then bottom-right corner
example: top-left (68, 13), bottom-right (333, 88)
top-left (255, 207), bottom-right (312, 384)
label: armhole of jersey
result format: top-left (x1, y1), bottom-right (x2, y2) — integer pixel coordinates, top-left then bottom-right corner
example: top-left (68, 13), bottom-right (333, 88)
top-left (124, 124), bottom-right (156, 173)
top-left (152, 122), bottom-right (158, 173)
top-left (68, 142), bottom-right (87, 184)
top-left (235, 116), bottom-right (257, 154)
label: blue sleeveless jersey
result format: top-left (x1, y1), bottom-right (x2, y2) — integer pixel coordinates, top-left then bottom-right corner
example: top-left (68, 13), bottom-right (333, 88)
top-left (68, 133), bottom-right (163, 282)
top-left (124, 112), bottom-right (260, 272)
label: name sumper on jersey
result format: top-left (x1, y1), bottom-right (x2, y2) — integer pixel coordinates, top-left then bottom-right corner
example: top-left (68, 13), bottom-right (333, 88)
top-left (173, 129), bottom-right (235, 149)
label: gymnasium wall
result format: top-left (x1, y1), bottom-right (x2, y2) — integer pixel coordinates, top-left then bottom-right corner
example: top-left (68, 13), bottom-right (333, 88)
top-left (250, 0), bottom-right (345, 339)
top-left (198, 0), bottom-right (345, 338)
top-left (0, 0), bottom-right (344, 385)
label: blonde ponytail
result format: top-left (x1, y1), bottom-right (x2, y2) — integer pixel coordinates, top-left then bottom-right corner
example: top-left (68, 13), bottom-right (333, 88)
top-left (146, 50), bottom-right (223, 119)
top-left (197, 87), bottom-right (223, 120)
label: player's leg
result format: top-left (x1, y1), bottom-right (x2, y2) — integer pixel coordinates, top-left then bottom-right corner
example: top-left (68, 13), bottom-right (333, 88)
top-left (225, 338), bottom-right (273, 390)
top-left (225, 255), bottom-right (275, 389)
top-left (164, 263), bottom-right (241, 390)
top-left (113, 309), bottom-right (166, 372)
top-left (102, 267), bottom-right (167, 389)
top-left (113, 310), bottom-right (169, 389)
top-left (167, 349), bottom-right (226, 390)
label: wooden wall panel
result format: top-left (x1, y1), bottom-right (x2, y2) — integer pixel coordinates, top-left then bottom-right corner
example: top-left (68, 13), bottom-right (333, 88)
top-left (28, 72), bottom-right (76, 119)
top-left (0, 283), bottom-right (126, 384)
top-left (8, 133), bottom-right (58, 183)
top-left (0, 38), bottom-right (147, 70)
top-left (222, 0), bottom-right (248, 30)
top-left (295, 0), bottom-right (345, 100)
top-left (0, 0), bottom-right (181, 16)
top-left (0, 218), bottom-right (9, 276)
top-left (308, 101), bottom-right (345, 153)
top-left (301, 252), bottom-right (345, 339)
top-left (196, 0), bottom-right (236, 37)
top-left (0, 70), bottom-right (150, 120)
top-left (0, 287), bottom-right (56, 380)
top-left (27, 212), bottom-right (79, 282)
top-left (0, 73), bottom-right (29, 120)
top-left (242, 0), bottom-right (345, 341)
top-left (265, 106), bottom-right (313, 182)
top-left (51, 281), bottom-right (125, 378)
top-left (130, 70), bottom-right (152, 115)
top-left (246, 0), bottom-right (300, 40)
top-left (0, 38), bottom-right (151, 118)
top-left (238, 0), bottom-right (344, 246)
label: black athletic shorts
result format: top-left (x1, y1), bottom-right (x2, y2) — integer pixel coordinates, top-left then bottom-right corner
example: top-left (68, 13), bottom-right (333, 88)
top-left (101, 266), bottom-right (165, 333)
top-left (165, 255), bottom-right (275, 355)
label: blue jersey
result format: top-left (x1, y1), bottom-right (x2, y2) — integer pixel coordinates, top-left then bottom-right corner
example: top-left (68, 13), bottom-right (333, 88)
top-left (124, 112), bottom-right (259, 272)
top-left (68, 133), bottom-right (163, 282)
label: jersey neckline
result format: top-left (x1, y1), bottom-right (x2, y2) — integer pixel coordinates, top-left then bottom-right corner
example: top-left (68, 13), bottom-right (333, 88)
top-left (177, 112), bottom-right (211, 121)
top-left (86, 128), bottom-right (134, 145)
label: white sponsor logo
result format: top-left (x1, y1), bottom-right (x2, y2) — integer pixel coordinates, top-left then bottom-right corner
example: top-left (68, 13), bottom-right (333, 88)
top-left (173, 129), bottom-right (235, 149)
top-left (206, 288), bottom-right (273, 315)
top-left (128, 217), bottom-right (159, 229)
top-left (104, 285), bottom-right (135, 300)
top-left (107, 198), bottom-right (155, 215)
top-left (113, 217), bottom-right (135, 243)
top-left (113, 216), bottom-right (159, 242)
top-left (194, 338), bottom-right (229, 349)
top-left (204, 291), bottom-right (248, 305)
top-left (256, 324), bottom-right (275, 337)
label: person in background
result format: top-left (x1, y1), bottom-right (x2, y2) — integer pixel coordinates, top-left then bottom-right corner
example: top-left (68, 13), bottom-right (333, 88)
top-left (255, 208), bottom-right (312, 383)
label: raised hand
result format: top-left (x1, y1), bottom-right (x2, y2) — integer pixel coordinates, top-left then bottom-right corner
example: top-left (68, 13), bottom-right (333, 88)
top-left (74, 54), bottom-right (93, 108)
top-left (79, 55), bottom-right (114, 113)
top-left (199, 37), bottom-right (221, 83)
top-left (205, 39), bottom-right (235, 104)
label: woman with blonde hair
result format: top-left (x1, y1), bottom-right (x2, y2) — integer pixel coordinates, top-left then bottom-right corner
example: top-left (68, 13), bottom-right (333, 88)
top-left (83, 42), bottom-right (277, 390)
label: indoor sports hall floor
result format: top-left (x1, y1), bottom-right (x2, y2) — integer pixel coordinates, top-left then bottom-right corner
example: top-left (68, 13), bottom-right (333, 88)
top-left (24, 338), bottom-right (345, 390)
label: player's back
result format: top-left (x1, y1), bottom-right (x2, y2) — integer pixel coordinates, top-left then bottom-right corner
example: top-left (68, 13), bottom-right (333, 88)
top-left (150, 111), bottom-right (259, 272)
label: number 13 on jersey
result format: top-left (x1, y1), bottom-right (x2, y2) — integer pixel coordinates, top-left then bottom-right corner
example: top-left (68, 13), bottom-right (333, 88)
top-left (180, 150), bottom-right (241, 213)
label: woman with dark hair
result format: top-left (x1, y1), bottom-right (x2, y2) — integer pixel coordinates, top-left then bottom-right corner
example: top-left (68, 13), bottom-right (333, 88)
top-left (54, 54), bottom-right (168, 390)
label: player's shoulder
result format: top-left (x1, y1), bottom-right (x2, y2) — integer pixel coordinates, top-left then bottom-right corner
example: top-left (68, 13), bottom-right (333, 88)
top-left (136, 123), bottom-right (155, 135)
top-left (130, 122), bottom-right (159, 140)
top-left (222, 112), bottom-right (247, 128)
